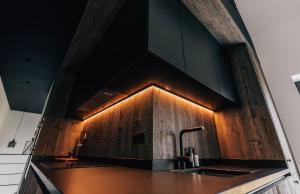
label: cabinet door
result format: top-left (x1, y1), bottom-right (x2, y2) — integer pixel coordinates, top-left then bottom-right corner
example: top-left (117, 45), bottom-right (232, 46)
top-left (148, 0), bottom-right (185, 71)
top-left (212, 44), bottom-right (239, 102)
top-left (180, 2), bottom-right (219, 92)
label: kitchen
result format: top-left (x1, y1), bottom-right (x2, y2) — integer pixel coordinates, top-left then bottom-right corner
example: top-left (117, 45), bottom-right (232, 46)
top-left (18, 0), bottom-right (298, 193)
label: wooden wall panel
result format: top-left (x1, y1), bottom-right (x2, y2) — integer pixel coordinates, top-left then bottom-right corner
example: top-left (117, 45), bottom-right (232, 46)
top-left (81, 86), bottom-right (220, 161)
top-left (152, 87), bottom-right (220, 160)
top-left (81, 87), bottom-right (154, 160)
top-left (214, 45), bottom-right (284, 160)
top-left (19, 168), bottom-right (43, 194)
top-left (34, 72), bottom-right (83, 156)
top-left (181, 0), bottom-right (246, 45)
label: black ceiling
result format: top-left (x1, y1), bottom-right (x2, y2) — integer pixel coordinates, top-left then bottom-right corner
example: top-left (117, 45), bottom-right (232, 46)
top-left (0, 0), bottom-right (88, 113)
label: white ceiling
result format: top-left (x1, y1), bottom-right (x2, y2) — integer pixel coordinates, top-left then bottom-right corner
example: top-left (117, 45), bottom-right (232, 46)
top-left (235, 0), bottom-right (300, 36)
top-left (234, 0), bottom-right (300, 179)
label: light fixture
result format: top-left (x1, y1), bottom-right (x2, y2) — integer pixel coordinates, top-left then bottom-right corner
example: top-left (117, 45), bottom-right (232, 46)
top-left (7, 111), bottom-right (24, 148)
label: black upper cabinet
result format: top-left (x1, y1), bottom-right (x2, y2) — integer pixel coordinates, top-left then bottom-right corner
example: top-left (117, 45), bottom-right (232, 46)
top-left (213, 46), bottom-right (239, 102)
top-left (69, 0), bottom-right (239, 118)
top-left (148, 0), bottom-right (185, 72)
top-left (180, 3), bottom-right (219, 92)
top-left (148, 0), bottom-right (238, 101)
top-left (179, 2), bottom-right (238, 102)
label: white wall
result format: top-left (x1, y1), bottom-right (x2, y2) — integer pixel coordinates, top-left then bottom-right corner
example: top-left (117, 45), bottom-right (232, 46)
top-left (0, 76), bottom-right (41, 154)
top-left (235, 0), bottom-right (300, 169)
top-left (0, 77), bottom-right (9, 136)
top-left (0, 111), bottom-right (40, 154)
top-left (0, 76), bottom-right (41, 193)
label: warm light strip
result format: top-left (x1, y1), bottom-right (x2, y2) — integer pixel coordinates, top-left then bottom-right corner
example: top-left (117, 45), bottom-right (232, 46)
top-left (84, 85), bottom-right (213, 121)
top-left (84, 86), bottom-right (154, 121)
top-left (152, 86), bottom-right (213, 113)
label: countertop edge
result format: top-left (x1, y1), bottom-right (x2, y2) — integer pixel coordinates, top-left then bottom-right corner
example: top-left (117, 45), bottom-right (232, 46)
top-left (219, 169), bottom-right (290, 194)
top-left (31, 163), bottom-right (63, 194)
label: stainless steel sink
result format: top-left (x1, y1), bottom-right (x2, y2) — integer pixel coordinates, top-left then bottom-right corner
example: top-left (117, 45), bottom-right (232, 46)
top-left (173, 168), bottom-right (255, 177)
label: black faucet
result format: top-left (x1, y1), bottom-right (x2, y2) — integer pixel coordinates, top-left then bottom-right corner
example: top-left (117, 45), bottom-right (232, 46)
top-left (179, 126), bottom-right (205, 157)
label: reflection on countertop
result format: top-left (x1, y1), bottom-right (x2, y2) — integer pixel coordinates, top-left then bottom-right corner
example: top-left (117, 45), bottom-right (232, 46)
top-left (34, 161), bottom-right (290, 194)
top-left (40, 161), bottom-right (109, 170)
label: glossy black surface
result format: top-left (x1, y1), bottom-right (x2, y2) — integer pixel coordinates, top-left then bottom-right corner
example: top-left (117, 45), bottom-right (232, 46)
top-left (0, 0), bottom-right (87, 113)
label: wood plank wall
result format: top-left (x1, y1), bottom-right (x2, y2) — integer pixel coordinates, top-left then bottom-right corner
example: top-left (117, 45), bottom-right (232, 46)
top-left (152, 87), bottom-right (220, 160)
top-left (34, 72), bottom-right (83, 156)
top-left (80, 86), bottom-right (220, 160)
top-left (181, 0), bottom-right (246, 44)
top-left (32, 55), bottom-right (284, 161)
top-left (81, 87), bottom-right (154, 159)
top-left (214, 45), bottom-right (284, 160)
top-left (19, 168), bottom-right (43, 194)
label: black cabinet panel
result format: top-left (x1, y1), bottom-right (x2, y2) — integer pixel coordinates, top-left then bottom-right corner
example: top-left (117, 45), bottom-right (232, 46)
top-left (69, 0), bottom-right (239, 118)
top-left (180, 2), bottom-right (219, 92)
top-left (213, 45), bottom-right (239, 102)
top-left (148, 0), bottom-right (185, 72)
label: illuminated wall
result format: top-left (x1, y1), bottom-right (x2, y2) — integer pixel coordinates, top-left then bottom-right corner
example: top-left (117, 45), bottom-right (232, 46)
top-left (81, 86), bottom-right (220, 160)
top-left (82, 87), bottom-right (154, 159)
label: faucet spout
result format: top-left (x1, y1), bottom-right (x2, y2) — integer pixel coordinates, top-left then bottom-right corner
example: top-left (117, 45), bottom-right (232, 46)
top-left (179, 126), bottom-right (205, 157)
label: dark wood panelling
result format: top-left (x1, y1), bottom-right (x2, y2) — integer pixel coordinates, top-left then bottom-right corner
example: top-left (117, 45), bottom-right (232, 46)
top-left (81, 87), bottom-right (154, 159)
top-left (19, 168), bottom-right (43, 194)
top-left (181, 0), bottom-right (246, 44)
top-left (152, 87), bottom-right (220, 160)
top-left (34, 72), bottom-right (83, 156)
top-left (214, 44), bottom-right (284, 160)
top-left (80, 86), bottom-right (220, 161)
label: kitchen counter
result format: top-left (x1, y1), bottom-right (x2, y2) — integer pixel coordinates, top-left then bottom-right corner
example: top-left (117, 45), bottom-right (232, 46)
top-left (34, 162), bottom-right (290, 194)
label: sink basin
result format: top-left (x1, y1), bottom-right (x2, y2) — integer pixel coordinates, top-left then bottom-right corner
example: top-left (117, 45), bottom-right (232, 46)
top-left (173, 168), bottom-right (253, 178)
